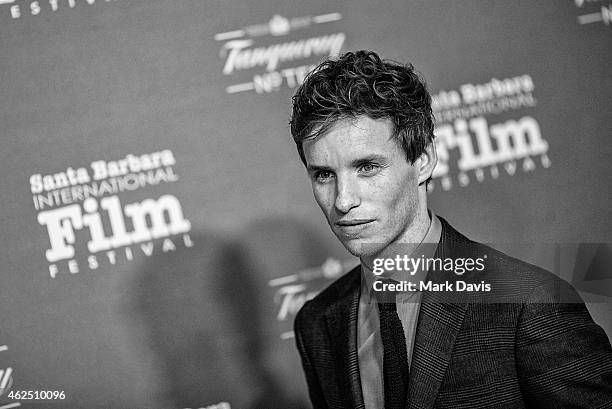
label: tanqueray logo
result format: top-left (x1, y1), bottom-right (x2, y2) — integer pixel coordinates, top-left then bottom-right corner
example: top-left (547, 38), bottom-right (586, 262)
top-left (574, 0), bottom-right (612, 26)
top-left (0, 344), bottom-right (13, 399)
top-left (268, 257), bottom-right (355, 340)
top-left (215, 13), bottom-right (346, 94)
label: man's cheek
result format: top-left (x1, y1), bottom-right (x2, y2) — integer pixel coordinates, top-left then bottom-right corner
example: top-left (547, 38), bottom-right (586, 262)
top-left (313, 186), bottom-right (333, 214)
top-left (364, 178), bottom-right (401, 204)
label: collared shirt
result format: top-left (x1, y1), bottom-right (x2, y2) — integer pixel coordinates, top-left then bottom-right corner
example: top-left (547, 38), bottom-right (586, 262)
top-left (358, 211), bottom-right (442, 409)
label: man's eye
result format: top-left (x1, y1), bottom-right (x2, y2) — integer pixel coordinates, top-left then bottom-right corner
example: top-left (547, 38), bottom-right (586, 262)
top-left (359, 163), bottom-right (379, 174)
top-left (315, 171), bottom-right (333, 182)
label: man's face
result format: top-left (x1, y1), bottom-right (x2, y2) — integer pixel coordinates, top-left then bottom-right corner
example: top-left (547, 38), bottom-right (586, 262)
top-left (303, 116), bottom-right (424, 258)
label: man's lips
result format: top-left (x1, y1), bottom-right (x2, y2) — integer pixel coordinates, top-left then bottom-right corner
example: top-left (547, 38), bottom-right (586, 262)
top-left (334, 219), bottom-right (376, 236)
top-left (335, 219), bottom-right (375, 227)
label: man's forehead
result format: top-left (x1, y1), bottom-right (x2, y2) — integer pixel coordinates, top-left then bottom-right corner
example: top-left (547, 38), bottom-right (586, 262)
top-left (304, 116), bottom-right (398, 158)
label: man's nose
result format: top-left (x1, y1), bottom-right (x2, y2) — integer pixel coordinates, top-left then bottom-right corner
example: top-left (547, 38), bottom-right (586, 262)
top-left (334, 176), bottom-right (360, 213)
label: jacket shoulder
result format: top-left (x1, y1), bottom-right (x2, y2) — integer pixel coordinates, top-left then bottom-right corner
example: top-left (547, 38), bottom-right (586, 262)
top-left (478, 243), bottom-right (555, 281)
top-left (439, 217), bottom-right (580, 302)
top-left (294, 264), bottom-right (360, 332)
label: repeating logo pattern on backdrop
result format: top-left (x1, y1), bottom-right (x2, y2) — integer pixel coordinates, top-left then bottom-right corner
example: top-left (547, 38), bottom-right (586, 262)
top-left (29, 150), bottom-right (193, 278)
top-left (215, 13), bottom-right (346, 95)
top-left (429, 74), bottom-right (552, 191)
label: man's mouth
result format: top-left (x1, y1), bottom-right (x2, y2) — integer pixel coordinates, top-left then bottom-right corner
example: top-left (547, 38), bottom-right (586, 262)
top-left (335, 219), bottom-right (375, 227)
top-left (334, 219), bottom-right (375, 235)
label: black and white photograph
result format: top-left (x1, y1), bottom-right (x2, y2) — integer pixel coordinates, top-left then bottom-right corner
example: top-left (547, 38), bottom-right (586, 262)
top-left (0, 1), bottom-right (611, 408)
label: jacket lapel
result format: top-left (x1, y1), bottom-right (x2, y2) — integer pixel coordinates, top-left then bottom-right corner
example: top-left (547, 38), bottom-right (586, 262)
top-left (407, 218), bottom-right (470, 409)
top-left (407, 295), bottom-right (467, 409)
top-left (325, 268), bottom-right (365, 409)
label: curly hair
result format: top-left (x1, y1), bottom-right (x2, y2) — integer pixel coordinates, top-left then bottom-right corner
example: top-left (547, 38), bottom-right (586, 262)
top-left (290, 50), bottom-right (435, 166)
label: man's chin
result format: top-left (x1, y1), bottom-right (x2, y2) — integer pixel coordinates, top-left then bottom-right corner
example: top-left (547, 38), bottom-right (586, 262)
top-left (339, 237), bottom-right (387, 258)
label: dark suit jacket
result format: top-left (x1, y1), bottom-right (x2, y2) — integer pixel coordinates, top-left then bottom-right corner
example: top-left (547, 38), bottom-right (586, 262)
top-left (294, 218), bottom-right (612, 409)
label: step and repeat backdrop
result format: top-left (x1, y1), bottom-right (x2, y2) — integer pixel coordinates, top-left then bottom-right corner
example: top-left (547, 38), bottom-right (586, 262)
top-left (1, 0), bottom-right (610, 408)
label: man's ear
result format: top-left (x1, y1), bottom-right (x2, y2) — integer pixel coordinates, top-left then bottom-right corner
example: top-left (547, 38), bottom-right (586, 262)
top-left (417, 142), bottom-right (438, 185)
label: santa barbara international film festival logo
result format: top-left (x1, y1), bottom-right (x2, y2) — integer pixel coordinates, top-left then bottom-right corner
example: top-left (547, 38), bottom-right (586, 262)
top-left (0, 0), bottom-right (120, 20)
top-left (429, 74), bottom-right (551, 192)
top-left (29, 149), bottom-right (193, 278)
top-left (215, 12), bottom-right (346, 95)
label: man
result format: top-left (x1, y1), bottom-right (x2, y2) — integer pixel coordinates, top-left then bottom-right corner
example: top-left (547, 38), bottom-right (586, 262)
top-left (290, 50), bottom-right (612, 409)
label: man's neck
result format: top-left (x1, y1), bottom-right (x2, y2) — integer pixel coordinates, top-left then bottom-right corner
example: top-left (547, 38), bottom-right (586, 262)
top-left (360, 207), bottom-right (431, 270)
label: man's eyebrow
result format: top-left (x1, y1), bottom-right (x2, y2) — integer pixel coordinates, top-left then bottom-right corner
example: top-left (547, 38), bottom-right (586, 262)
top-left (306, 155), bottom-right (389, 172)
top-left (350, 154), bottom-right (388, 167)
top-left (306, 164), bottom-right (334, 173)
